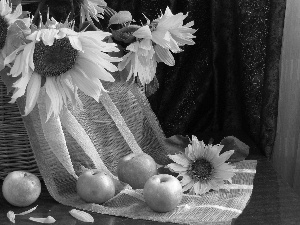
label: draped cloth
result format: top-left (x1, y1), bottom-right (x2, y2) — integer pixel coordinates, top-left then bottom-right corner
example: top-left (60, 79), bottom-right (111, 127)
top-left (17, 80), bottom-right (257, 224)
top-left (107, 0), bottom-right (285, 158)
top-left (272, 0), bottom-right (300, 196)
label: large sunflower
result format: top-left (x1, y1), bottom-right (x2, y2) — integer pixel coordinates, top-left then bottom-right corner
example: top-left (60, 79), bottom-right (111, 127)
top-left (0, 1), bottom-right (28, 70)
top-left (167, 136), bottom-right (236, 195)
top-left (4, 18), bottom-right (121, 120)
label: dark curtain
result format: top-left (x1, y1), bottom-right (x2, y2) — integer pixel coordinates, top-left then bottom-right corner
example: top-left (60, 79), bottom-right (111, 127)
top-left (105, 0), bottom-right (285, 158)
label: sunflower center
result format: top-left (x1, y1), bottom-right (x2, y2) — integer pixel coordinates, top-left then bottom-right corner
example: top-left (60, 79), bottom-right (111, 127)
top-left (189, 158), bottom-right (213, 181)
top-left (0, 16), bottom-right (9, 50)
top-left (33, 37), bottom-right (78, 77)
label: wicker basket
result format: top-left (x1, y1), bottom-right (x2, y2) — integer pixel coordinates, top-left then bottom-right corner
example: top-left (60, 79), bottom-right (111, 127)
top-left (0, 77), bottom-right (41, 179)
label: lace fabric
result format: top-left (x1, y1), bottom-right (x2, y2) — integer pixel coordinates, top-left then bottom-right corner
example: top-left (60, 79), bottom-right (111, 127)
top-left (18, 80), bottom-right (257, 224)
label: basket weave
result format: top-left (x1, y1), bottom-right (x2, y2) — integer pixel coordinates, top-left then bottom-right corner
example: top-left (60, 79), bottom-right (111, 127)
top-left (0, 77), bottom-right (41, 179)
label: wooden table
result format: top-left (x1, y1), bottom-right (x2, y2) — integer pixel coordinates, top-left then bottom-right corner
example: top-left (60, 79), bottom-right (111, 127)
top-left (1, 158), bottom-right (300, 225)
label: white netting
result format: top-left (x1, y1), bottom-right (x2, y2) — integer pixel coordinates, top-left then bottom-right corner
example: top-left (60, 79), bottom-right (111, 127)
top-left (19, 81), bottom-right (256, 224)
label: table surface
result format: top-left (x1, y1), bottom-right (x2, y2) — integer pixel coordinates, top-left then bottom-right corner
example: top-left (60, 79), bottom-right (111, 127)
top-left (1, 158), bottom-right (300, 225)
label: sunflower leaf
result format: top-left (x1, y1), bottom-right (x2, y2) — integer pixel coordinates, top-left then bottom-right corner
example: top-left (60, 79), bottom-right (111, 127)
top-left (0, 67), bottom-right (19, 94)
top-left (164, 135), bottom-right (191, 156)
top-left (220, 136), bottom-right (249, 162)
top-left (109, 11), bottom-right (133, 26)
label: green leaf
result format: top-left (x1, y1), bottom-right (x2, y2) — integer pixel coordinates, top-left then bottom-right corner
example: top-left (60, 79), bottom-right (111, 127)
top-left (109, 11), bottom-right (133, 26)
top-left (164, 135), bottom-right (191, 155)
top-left (220, 136), bottom-right (250, 162)
top-left (4, 20), bottom-right (30, 57)
top-left (0, 67), bottom-right (19, 94)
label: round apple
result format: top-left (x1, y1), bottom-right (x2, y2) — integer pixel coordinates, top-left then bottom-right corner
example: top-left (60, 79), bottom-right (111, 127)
top-left (143, 174), bottom-right (183, 213)
top-left (2, 171), bottom-right (41, 207)
top-left (76, 170), bottom-right (115, 204)
top-left (117, 153), bottom-right (158, 189)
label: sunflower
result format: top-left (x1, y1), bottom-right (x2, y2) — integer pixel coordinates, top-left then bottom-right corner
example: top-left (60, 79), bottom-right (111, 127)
top-left (151, 6), bottom-right (196, 52)
top-left (118, 25), bottom-right (158, 85)
top-left (118, 7), bottom-right (196, 86)
top-left (0, 1), bottom-right (27, 70)
top-left (80, 0), bottom-right (107, 24)
top-left (4, 17), bottom-right (121, 120)
top-left (167, 136), bottom-right (236, 195)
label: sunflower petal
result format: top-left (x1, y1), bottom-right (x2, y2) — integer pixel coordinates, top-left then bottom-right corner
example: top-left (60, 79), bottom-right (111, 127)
top-left (167, 163), bottom-right (188, 172)
top-left (68, 36), bottom-right (83, 52)
top-left (4, 45), bottom-right (25, 66)
top-left (81, 48), bottom-right (120, 72)
top-left (185, 144), bottom-right (196, 161)
top-left (0, 0), bottom-right (11, 17)
top-left (22, 42), bottom-right (35, 74)
top-left (192, 139), bottom-right (206, 159)
top-left (180, 174), bottom-right (192, 186)
top-left (4, 4), bottom-right (22, 24)
top-left (41, 29), bottom-right (59, 46)
top-left (182, 180), bottom-right (194, 192)
top-left (213, 150), bottom-right (235, 167)
top-left (80, 30), bottom-right (111, 41)
top-left (133, 25), bottom-right (152, 39)
top-left (60, 75), bottom-right (77, 106)
top-left (168, 154), bottom-right (190, 167)
top-left (193, 181), bottom-right (201, 195)
top-left (194, 181), bottom-right (211, 195)
top-left (213, 168), bottom-right (235, 180)
top-left (45, 77), bottom-right (62, 118)
top-left (9, 52), bottom-right (24, 77)
top-left (207, 179), bottom-right (223, 191)
top-left (154, 45), bottom-right (175, 66)
top-left (10, 71), bottom-right (32, 102)
top-left (215, 163), bottom-right (235, 171)
top-left (118, 52), bottom-right (133, 71)
top-left (71, 67), bottom-right (101, 101)
top-left (77, 56), bottom-right (115, 82)
top-left (151, 29), bottom-right (170, 49)
top-left (169, 36), bottom-right (182, 53)
top-left (171, 32), bottom-right (196, 46)
top-left (24, 72), bottom-right (41, 116)
top-left (206, 145), bottom-right (223, 161)
top-left (55, 76), bottom-right (68, 107)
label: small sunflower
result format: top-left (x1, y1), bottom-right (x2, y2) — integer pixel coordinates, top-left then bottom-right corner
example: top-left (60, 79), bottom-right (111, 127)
top-left (4, 17), bottom-right (121, 120)
top-left (151, 6), bottom-right (196, 52)
top-left (118, 7), bottom-right (196, 86)
top-left (118, 25), bottom-right (158, 85)
top-left (0, 1), bottom-right (27, 70)
top-left (167, 136), bottom-right (236, 195)
top-left (80, 0), bottom-right (107, 24)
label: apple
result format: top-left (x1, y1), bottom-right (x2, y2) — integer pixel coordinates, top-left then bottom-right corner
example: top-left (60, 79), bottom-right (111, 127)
top-left (143, 174), bottom-right (183, 213)
top-left (76, 170), bottom-right (115, 204)
top-left (2, 171), bottom-right (41, 207)
top-left (117, 153), bottom-right (158, 189)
